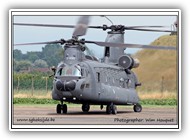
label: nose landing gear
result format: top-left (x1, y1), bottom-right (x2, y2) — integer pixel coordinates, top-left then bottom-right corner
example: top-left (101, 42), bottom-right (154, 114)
top-left (56, 101), bottom-right (67, 114)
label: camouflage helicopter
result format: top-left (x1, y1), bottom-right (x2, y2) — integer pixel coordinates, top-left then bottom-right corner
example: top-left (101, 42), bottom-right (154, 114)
top-left (14, 16), bottom-right (177, 114)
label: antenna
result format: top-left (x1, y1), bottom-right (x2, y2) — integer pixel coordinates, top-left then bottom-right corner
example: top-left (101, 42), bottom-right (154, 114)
top-left (100, 15), bottom-right (113, 25)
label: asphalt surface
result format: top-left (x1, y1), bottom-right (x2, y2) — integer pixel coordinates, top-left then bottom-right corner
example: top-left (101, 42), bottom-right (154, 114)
top-left (13, 105), bottom-right (177, 125)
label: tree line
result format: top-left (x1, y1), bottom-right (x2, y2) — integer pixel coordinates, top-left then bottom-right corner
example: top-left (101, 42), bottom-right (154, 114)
top-left (13, 43), bottom-right (95, 90)
top-left (13, 44), bottom-right (95, 72)
top-left (13, 44), bottom-right (64, 72)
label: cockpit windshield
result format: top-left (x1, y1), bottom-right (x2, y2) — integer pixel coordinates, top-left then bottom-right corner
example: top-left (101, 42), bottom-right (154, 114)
top-left (56, 65), bottom-right (82, 76)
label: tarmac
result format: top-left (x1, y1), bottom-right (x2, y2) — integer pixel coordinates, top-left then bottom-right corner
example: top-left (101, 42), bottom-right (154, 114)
top-left (13, 105), bottom-right (178, 125)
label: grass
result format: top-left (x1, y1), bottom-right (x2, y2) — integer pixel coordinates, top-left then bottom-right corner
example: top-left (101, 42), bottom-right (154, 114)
top-left (13, 98), bottom-right (59, 104)
top-left (138, 91), bottom-right (177, 99)
top-left (133, 35), bottom-right (177, 92)
top-left (12, 90), bottom-right (177, 106)
top-left (140, 99), bottom-right (177, 106)
top-left (13, 90), bottom-right (177, 99)
top-left (13, 89), bottom-right (52, 99)
top-left (13, 97), bottom-right (177, 106)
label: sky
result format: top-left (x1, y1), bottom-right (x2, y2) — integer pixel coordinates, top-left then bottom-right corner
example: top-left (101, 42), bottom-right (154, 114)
top-left (13, 14), bottom-right (177, 58)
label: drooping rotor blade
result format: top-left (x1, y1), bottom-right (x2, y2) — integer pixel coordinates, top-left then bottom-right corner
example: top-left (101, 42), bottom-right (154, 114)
top-left (72, 16), bottom-right (91, 37)
top-left (14, 40), bottom-right (64, 46)
top-left (85, 40), bottom-right (176, 50)
top-left (14, 23), bottom-right (75, 28)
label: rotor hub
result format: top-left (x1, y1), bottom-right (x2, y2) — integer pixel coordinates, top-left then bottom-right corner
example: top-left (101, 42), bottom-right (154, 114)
top-left (111, 25), bottom-right (125, 32)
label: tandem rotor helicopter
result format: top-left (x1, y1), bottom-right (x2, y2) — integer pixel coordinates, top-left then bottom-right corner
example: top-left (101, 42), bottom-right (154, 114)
top-left (14, 16), bottom-right (177, 114)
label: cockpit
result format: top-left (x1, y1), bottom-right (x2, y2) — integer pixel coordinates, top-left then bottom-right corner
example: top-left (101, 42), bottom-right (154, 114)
top-left (56, 65), bottom-right (82, 77)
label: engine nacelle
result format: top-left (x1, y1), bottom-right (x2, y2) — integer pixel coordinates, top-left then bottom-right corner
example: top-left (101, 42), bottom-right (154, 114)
top-left (118, 55), bottom-right (140, 69)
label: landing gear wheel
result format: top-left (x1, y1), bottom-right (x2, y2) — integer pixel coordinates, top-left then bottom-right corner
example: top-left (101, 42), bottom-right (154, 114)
top-left (133, 103), bottom-right (142, 112)
top-left (106, 104), bottom-right (112, 114)
top-left (82, 104), bottom-right (90, 112)
top-left (56, 104), bottom-right (61, 114)
top-left (62, 104), bottom-right (67, 114)
top-left (106, 103), bottom-right (117, 115)
top-left (112, 104), bottom-right (117, 115)
top-left (56, 104), bottom-right (67, 114)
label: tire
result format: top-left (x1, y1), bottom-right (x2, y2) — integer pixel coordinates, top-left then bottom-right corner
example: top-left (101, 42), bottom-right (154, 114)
top-left (62, 104), bottom-right (67, 114)
top-left (82, 104), bottom-right (90, 112)
top-left (56, 104), bottom-right (61, 114)
top-left (133, 104), bottom-right (142, 112)
top-left (112, 105), bottom-right (117, 115)
top-left (106, 104), bottom-right (112, 114)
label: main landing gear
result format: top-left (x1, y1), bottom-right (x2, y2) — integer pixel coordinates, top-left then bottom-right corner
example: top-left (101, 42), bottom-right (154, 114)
top-left (106, 103), bottom-right (117, 115)
top-left (105, 103), bottom-right (142, 114)
top-left (55, 102), bottom-right (142, 114)
top-left (133, 103), bottom-right (142, 112)
top-left (82, 103), bottom-right (90, 113)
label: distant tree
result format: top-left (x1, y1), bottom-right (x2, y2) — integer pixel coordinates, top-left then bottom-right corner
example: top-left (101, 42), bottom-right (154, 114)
top-left (13, 59), bottom-right (18, 71)
top-left (26, 51), bottom-right (40, 63)
top-left (34, 59), bottom-right (48, 68)
top-left (21, 53), bottom-right (28, 60)
top-left (42, 44), bottom-right (63, 66)
top-left (14, 60), bottom-right (32, 72)
top-left (13, 49), bottom-right (23, 61)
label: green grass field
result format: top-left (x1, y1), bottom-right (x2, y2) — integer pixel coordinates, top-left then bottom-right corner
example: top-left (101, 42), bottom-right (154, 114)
top-left (12, 89), bottom-right (177, 106)
top-left (13, 97), bottom-right (177, 106)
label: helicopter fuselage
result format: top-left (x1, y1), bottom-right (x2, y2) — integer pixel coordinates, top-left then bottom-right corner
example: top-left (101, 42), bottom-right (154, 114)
top-left (52, 60), bottom-right (140, 105)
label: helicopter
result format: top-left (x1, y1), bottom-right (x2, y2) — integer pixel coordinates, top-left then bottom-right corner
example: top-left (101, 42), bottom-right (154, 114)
top-left (14, 16), bottom-right (177, 114)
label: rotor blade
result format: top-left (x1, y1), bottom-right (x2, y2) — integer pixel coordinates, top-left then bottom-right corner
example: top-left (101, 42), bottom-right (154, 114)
top-left (14, 23), bottom-right (175, 33)
top-left (14, 23), bottom-right (75, 28)
top-left (85, 41), bottom-right (176, 50)
top-left (72, 16), bottom-right (90, 37)
top-left (125, 26), bottom-right (167, 29)
top-left (125, 28), bottom-right (176, 33)
top-left (14, 40), bottom-right (63, 46)
top-left (85, 25), bottom-right (170, 30)
top-left (14, 22), bottom-right (103, 29)
top-left (87, 25), bottom-right (175, 33)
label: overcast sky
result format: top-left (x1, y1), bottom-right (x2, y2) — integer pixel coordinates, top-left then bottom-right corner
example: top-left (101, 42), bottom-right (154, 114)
top-left (13, 15), bottom-right (177, 58)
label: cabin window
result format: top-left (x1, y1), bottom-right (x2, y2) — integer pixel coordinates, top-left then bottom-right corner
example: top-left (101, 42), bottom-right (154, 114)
top-left (81, 68), bottom-right (84, 76)
top-left (119, 78), bottom-right (125, 88)
top-left (127, 79), bottom-right (132, 88)
top-left (86, 84), bottom-right (90, 88)
top-left (96, 72), bottom-right (100, 82)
